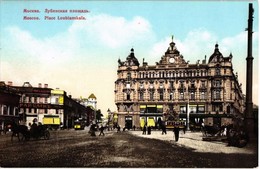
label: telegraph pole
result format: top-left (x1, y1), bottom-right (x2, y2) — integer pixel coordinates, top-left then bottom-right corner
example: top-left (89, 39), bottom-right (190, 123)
top-left (245, 3), bottom-right (255, 139)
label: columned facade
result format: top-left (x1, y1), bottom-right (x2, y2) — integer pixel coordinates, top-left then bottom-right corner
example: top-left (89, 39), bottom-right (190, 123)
top-left (115, 40), bottom-right (244, 129)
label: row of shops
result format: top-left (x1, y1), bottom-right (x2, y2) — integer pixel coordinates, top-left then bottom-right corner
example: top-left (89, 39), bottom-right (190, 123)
top-left (0, 81), bottom-right (96, 132)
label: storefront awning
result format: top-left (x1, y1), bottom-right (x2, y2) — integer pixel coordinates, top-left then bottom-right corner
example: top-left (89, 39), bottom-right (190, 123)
top-left (179, 113), bottom-right (234, 118)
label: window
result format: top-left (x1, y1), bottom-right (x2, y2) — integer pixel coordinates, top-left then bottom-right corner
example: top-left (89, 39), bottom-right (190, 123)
top-left (150, 91), bottom-right (154, 100)
top-left (159, 82), bottom-right (163, 89)
top-left (170, 81), bottom-right (174, 89)
top-left (147, 106), bottom-right (156, 113)
top-left (9, 106), bottom-right (14, 115)
top-left (215, 80), bottom-right (221, 87)
top-left (216, 68), bottom-right (221, 75)
top-left (180, 81), bottom-right (184, 88)
top-left (55, 97), bottom-right (59, 104)
top-left (213, 90), bottom-right (221, 100)
top-left (159, 90), bottom-right (164, 100)
top-left (15, 108), bottom-right (19, 116)
top-left (169, 93), bottom-right (173, 100)
top-left (22, 95), bottom-right (26, 103)
top-left (191, 81), bottom-right (195, 88)
top-left (197, 70), bottom-right (200, 76)
top-left (140, 82), bottom-right (143, 89)
top-left (127, 93), bottom-right (130, 100)
top-left (126, 83), bottom-right (130, 89)
top-left (216, 90), bottom-right (221, 99)
top-left (189, 106), bottom-right (197, 114)
top-left (200, 92), bottom-right (206, 100)
top-left (157, 105), bottom-right (163, 113)
top-left (127, 72), bottom-right (131, 80)
top-left (180, 106), bottom-right (186, 114)
top-left (140, 105), bottom-right (146, 113)
top-left (3, 106), bottom-right (7, 115)
top-left (190, 92), bottom-right (195, 100)
top-left (201, 81), bottom-right (206, 88)
top-left (139, 92), bottom-right (144, 101)
top-left (179, 92), bottom-right (184, 100)
top-left (198, 106), bottom-right (205, 113)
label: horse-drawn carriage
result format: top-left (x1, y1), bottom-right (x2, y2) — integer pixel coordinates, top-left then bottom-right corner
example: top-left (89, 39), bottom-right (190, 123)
top-left (11, 124), bottom-right (50, 141)
top-left (202, 124), bottom-right (248, 148)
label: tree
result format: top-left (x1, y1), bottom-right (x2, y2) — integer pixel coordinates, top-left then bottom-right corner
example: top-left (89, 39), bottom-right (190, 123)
top-left (96, 109), bottom-right (103, 123)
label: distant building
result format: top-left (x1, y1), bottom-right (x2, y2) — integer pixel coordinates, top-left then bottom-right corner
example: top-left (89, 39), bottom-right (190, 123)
top-left (75, 93), bottom-right (98, 125)
top-left (87, 93), bottom-right (97, 109)
top-left (115, 40), bottom-right (244, 129)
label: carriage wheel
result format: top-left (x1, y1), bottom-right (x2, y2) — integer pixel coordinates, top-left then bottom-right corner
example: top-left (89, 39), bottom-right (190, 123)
top-left (44, 131), bottom-right (50, 140)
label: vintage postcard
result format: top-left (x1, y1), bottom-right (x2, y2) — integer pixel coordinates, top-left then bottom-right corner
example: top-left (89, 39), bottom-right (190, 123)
top-left (0, 0), bottom-right (258, 168)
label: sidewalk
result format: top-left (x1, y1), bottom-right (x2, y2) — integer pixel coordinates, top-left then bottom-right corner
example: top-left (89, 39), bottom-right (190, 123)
top-left (129, 130), bottom-right (257, 154)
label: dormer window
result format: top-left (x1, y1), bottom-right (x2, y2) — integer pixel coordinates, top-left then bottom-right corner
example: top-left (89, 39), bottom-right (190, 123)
top-left (140, 83), bottom-right (143, 89)
top-left (127, 72), bottom-right (131, 80)
top-left (159, 82), bottom-right (163, 89)
top-left (216, 68), bottom-right (220, 75)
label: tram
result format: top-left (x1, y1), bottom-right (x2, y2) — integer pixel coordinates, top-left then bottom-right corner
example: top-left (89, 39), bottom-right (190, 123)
top-left (74, 118), bottom-right (86, 130)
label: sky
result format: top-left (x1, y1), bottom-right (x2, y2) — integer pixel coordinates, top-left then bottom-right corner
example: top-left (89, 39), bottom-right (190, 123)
top-left (0, 0), bottom-right (259, 115)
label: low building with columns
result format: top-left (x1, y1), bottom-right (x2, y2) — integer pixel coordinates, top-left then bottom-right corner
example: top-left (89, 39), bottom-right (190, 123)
top-left (114, 39), bottom-right (244, 129)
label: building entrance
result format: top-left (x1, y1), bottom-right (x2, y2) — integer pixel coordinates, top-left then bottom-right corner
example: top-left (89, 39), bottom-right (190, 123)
top-left (125, 116), bottom-right (132, 129)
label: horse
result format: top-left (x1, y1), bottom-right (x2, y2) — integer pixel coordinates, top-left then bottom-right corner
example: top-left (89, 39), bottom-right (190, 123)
top-left (11, 123), bottom-right (29, 141)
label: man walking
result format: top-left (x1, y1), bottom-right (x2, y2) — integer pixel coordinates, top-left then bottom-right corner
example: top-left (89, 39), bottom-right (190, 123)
top-left (173, 121), bottom-right (180, 142)
top-left (99, 125), bottom-right (105, 136)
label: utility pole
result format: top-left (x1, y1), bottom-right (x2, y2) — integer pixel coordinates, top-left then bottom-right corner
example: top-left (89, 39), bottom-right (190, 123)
top-left (244, 3), bottom-right (255, 139)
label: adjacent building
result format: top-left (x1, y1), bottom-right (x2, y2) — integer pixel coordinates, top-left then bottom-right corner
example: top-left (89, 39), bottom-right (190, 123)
top-left (0, 82), bottom-right (20, 132)
top-left (1, 81), bottom-right (95, 129)
top-left (115, 40), bottom-right (244, 129)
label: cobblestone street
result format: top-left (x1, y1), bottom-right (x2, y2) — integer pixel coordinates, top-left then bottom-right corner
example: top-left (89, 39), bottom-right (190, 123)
top-left (0, 129), bottom-right (258, 168)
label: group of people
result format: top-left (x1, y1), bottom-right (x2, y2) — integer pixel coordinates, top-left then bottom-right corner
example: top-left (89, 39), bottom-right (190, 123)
top-left (142, 125), bottom-right (152, 135)
top-left (141, 122), bottom-right (182, 142)
top-left (89, 124), bottom-right (105, 136)
top-left (89, 122), bottom-right (184, 142)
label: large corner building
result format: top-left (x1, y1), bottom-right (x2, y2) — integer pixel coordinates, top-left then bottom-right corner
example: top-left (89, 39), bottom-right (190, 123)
top-left (114, 40), bottom-right (244, 129)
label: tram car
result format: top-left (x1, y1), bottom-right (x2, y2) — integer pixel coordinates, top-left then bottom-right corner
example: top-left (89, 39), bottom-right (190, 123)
top-left (74, 118), bottom-right (86, 130)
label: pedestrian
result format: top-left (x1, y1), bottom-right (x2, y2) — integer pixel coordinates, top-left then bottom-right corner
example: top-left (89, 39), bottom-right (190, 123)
top-left (142, 125), bottom-right (147, 135)
top-left (90, 124), bottom-right (96, 136)
top-left (133, 125), bottom-right (136, 131)
top-left (183, 125), bottom-right (186, 134)
top-left (99, 125), bottom-right (105, 136)
top-left (147, 126), bottom-right (151, 135)
top-left (117, 125), bottom-right (121, 133)
top-left (161, 124), bottom-right (167, 135)
top-left (173, 121), bottom-right (180, 142)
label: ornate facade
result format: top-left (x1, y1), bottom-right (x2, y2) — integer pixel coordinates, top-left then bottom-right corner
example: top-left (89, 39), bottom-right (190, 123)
top-left (115, 40), bottom-right (244, 129)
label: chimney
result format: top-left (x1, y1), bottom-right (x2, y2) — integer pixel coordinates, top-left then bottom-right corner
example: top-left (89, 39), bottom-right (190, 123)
top-left (7, 81), bottom-right (13, 86)
top-left (38, 83), bottom-right (42, 88)
top-left (44, 84), bottom-right (48, 88)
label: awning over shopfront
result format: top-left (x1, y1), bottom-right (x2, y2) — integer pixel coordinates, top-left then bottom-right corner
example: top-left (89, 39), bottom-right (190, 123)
top-left (140, 117), bottom-right (145, 128)
top-left (147, 117), bottom-right (155, 127)
top-left (179, 113), bottom-right (234, 118)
